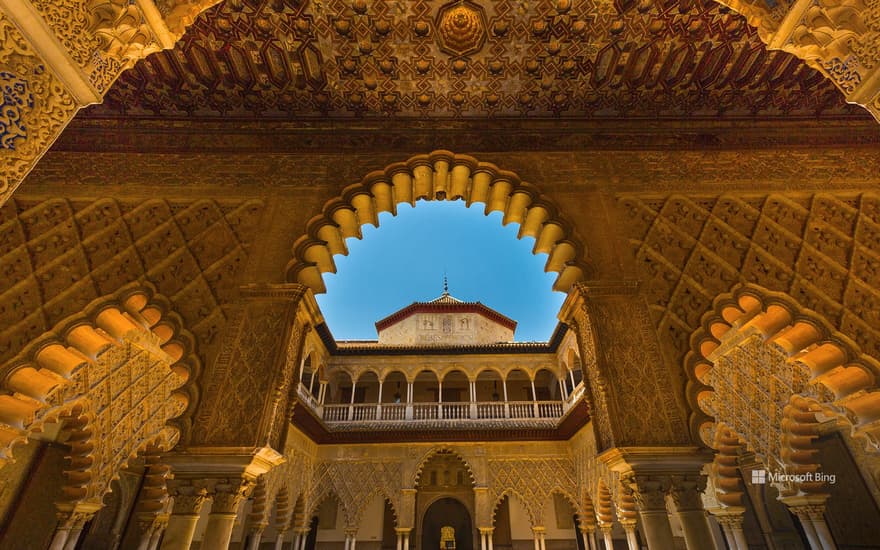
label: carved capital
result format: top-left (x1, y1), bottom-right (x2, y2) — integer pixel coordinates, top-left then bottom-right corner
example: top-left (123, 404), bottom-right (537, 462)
top-left (621, 474), bottom-right (672, 512)
top-left (210, 478), bottom-right (255, 514)
top-left (669, 474), bottom-right (708, 511)
top-left (167, 480), bottom-right (210, 515)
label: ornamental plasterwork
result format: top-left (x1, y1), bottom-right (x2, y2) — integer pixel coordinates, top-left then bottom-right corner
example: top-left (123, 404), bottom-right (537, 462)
top-left (0, 197), bottom-right (265, 390)
top-left (620, 192), bottom-right (880, 401)
top-left (686, 284), bottom-right (880, 493)
top-left (0, 283), bottom-right (196, 511)
top-left (0, 0), bottom-right (222, 206)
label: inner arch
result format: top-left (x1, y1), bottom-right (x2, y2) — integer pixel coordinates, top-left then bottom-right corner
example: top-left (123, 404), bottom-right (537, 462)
top-left (286, 151), bottom-right (591, 295)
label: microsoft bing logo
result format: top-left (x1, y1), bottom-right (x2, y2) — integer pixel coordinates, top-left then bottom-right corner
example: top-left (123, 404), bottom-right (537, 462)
top-left (749, 469), bottom-right (836, 485)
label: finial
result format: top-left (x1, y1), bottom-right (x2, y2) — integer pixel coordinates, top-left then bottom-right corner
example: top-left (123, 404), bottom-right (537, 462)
top-left (443, 273), bottom-right (449, 295)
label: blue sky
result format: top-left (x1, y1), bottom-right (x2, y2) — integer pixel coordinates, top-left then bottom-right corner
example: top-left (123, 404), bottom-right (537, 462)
top-left (316, 200), bottom-right (566, 342)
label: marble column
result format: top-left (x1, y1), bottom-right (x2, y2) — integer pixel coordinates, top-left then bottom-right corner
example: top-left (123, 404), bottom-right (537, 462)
top-left (711, 509), bottom-right (747, 550)
top-left (579, 525), bottom-right (597, 550)
top-left (136, 515), bottom-right (169, 550)
top-left (202, 480), bottom-right (252, 550)
top-left (245, 523), bottom-right (267, 550)
top-left (783, 497), bottom-right (837, 550)
top-left (273, 528), bottom-right (289, 550)
top-left (49, 508), bottom-right (96, 550)
top-left (598, 524), bottom-right (614, 550)
top-left (487, 528), bottom-right (494, 550)
top-left (160, 486), bottom-right (209, 550)
top-left (622, 475), bottom-right (676, 550)
top-left (620, 520), bottom-right (639, 550)
top-left (670, 475), bottom-right (717, 550)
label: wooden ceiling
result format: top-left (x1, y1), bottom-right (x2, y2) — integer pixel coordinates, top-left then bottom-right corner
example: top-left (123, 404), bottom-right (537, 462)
top-left (81, 0), bottom-right (867, 120)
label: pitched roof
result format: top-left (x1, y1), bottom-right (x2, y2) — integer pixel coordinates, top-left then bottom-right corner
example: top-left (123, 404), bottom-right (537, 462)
top-left (374, 290), bottom-right (517, 332)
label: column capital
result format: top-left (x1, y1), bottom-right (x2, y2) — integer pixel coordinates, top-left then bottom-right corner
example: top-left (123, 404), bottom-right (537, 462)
top-left (167, 479), bottom-right (210, 515)
top-left (620, 473), bottom-right (672, 512)
top-left (137, 512), bottom-right (170, 533)
top-left (579, 523), bottom-right (596, 534)
top-left (54, 504), bottom-right (101, 530)
top-left (668, 474), bottom-right (709, 511)
top-left (395, 528), bottom-right (413, 535)
top-left (210, 478), bottom-right (255, 514)
top-left (779, 494), bottom-right (829, 521)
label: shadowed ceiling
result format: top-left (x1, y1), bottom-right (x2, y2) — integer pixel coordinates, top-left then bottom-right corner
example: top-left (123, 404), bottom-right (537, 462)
top-left (81, 0), bottom-right (867, 120)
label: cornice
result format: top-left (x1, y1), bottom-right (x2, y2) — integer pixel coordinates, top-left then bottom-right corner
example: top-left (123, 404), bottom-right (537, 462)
top-left (53, 116), bottom-right (880, 154)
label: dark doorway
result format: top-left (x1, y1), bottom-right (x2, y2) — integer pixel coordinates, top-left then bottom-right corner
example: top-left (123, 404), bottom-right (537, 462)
top-left (421, 497), bottom-right (473, 550)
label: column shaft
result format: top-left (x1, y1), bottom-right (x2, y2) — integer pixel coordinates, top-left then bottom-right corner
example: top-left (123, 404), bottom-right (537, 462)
top-left (202, 513), bottom-right (238, 550)
top-left (623, 524), bottom-right (639, 550)
top-left (678, 509), bottom-right (717, 550)
top-left (639, 510), bottom-right (676, 550)
top-left (160, 514), bottom-right (201, 550)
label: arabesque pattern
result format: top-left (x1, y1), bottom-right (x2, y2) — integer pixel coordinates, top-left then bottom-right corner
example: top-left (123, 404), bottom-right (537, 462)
top-left (685, 284), bottom-right (880, 485)
top-left (619, 192), bottom-right (880, 376)
top-left (0, 283), bottom-right (196, 510)
top-left (0, 197), bottom-right (265, 367)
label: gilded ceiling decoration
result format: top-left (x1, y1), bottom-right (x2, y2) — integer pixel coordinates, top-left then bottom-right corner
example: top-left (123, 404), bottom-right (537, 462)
top-left (84, 0), bottom-right (865, 118)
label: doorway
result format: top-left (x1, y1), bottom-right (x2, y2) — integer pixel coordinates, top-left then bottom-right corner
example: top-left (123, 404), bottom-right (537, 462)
top-left (420, 497), bottom-right (473, 550)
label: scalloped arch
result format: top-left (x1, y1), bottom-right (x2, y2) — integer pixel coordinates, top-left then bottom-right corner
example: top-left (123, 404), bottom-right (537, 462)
top-left (684, 283), bottom-right (880, 456)
top-left (412, 447), bottom-right (478, 488)
top-left (286, 151), bottom-right (591, 294)
top-left (490, 489), bottom-right (536, 528)
top-left (0, 281), bottom-right (200, 507)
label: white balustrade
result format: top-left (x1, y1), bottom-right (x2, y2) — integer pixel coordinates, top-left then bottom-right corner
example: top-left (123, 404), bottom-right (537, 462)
top-left (477, 402), bottom-right (505, 419)
top-left (413, 403), bottom-right (439, 420)
top-left (323, 405), bottom-right (350, 422)
top-left (382, 404), bottom-right (406, 420)
top-left (509, 402), bottom-right (535, 418)
top-left (317, 399), bottom-right (570, 425)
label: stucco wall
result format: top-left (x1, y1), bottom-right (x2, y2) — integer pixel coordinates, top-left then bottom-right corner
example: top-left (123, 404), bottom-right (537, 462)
top-left (378, 312), bottom-right (514, 346)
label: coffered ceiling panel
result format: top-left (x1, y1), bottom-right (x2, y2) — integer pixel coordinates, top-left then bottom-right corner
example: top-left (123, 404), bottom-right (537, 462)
top-left (84, 0), bottom-right (864, 119)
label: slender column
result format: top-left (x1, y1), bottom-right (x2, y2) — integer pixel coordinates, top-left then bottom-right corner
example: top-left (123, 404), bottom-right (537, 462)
top-left (292, 531), bottom-right (302, 550)
top-left (620, 521), bottom-right (639, 550)
top-left (50, 508), bottom-right (97, 550)
top-left (487, 528), bottom-right (494, 550)
top-left (246, 524), bottom-right (267, 550)
top-left (621, 475), bottom-right (675, 550)
top-left (274, 529), bottom-right (289, 550)
top-left (580, 525), bottom-right (597, 550)
top-left (396, 531), bottom-right (403, 550)
top-left (502, 377), bottom-right (509, 417)
top-left (202, 480), bottom-right (252, 550)
top-left (147, 520), bottom-right (167, 550)
top-left (406, 382), bottom-right (414, 419)
top-left (558, 378), bottom-right (567, 400)
top-left (599, 525), bottom-right (614, 550)
top-left (539, 531), bottom-right (547, 550)
top-left (160, 484), bottom-right (209, 550)
top-left (300, 529), bottom-right (309, 550)
top-left (569, 369), bottom-right (577, 390)
top-left (670, 475), bottom-right (717, 550)
top-left (713, 511), bottom-right (747, 550)
top-left (137, 515), bottom-right (169, 550)
top-left (782, 497), bottom-right (836, 550)
top-left (533, 529), bottom-right (541, 550)
top-left (481, 531), bottom-right (487, 550)
top-left (404, 531), bottom-right (410, 550)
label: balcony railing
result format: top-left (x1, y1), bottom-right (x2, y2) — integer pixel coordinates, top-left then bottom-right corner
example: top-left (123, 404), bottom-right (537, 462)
top-left (316, 400), bottom-right (566, 424)
top-left (296, 381), bottom-right (585, 431)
